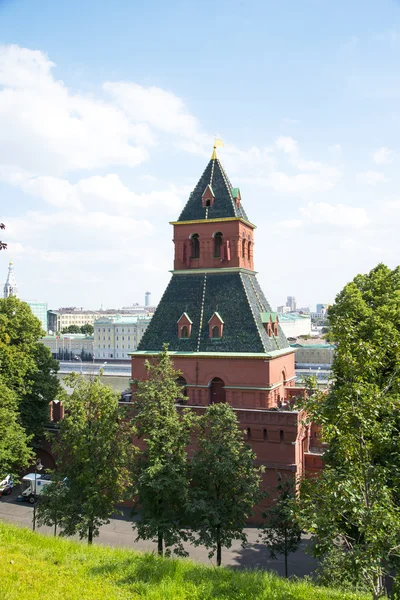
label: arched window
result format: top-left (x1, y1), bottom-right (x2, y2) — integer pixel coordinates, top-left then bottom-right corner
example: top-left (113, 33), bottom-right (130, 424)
top-left (214, 232), bottom-right (223, 258)
top-left (242, 238), bottom-right (246, 258)
top-left (248, 241), bottom-right (251, 260)
top-left (191, 234), bottom-right (200, 259)
top-left (181, 325), bottom-right (188, 338)
top-left (246, 428), bottom-right (251, 440)
top-left (279, 429), bottom-right (284, 443)
top-left (263, 428), bottom-right (268, 441)
top-left (205, 198), bottom-right (211, 207)
top-left (212, 325), bottom-right (220, 338)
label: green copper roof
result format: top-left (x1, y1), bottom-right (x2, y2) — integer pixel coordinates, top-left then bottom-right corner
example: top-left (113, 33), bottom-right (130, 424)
top-left (137, 271), bottom-right (290, 354)
top-left (260, 312), bottom-right (278, 323)
top-left (231, 187), bottom-right (240, 199)
top-left (178, 158), bottom-right (248, 222)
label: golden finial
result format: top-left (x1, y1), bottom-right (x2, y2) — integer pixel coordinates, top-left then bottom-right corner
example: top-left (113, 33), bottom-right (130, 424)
top-left (211, 138), bottom-right (224, 159)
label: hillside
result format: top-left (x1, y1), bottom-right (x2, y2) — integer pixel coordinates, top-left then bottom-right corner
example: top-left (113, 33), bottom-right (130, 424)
top-left (0, 521), bottom-right (369, 600)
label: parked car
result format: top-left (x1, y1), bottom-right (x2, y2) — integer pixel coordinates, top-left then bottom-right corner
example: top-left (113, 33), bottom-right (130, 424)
top-left (0, 475), bottom-right (14, 497)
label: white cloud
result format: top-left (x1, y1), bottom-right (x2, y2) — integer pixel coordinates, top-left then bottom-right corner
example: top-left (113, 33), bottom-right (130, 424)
top-left (372, 146), bottom-right (393, 164)
top-left (276, 136), bottom-right (298, 154)
top-left (0, 45), bottom-right (152, 174)
top-left (299, 202), bottom-right (370, 228)
top-left (357, 170), bottom-right (389, 185)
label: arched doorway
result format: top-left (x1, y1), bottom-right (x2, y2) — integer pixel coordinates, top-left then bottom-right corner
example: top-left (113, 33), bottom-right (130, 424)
top-left (210, 377), bottom-right (226, 404)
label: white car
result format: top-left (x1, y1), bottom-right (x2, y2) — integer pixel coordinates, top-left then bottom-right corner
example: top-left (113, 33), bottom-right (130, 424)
top-left (0, 475), bottom-right (14, 497)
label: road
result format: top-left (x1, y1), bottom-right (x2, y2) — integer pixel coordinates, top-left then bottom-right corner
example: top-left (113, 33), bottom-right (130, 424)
top-left (0, 490), bottom-right (318, 577)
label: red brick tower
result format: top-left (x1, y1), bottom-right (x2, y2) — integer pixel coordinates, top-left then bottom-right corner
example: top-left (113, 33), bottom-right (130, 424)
top-left (131, 147), bottom-right (309, 503)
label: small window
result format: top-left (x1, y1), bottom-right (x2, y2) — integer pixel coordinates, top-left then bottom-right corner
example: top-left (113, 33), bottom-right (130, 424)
top-left (214, 232), bottom-right (223, 258)
top-left (263, 428), bottom-right (268, 441)
top-left (212, 326), bottom-right (220, 338)
top-left (191, 234), bottom-right (200, 259)
top-left (181, 325), bottom-right (189, 339)
top-left (242, 238), bottom-right (246, 258)
top-left (205, 199), bottom-right (211, 207)
top-left (248, 241), bottom-right (251, 260)
top-left (246, 428), bottom-right (251, 440)
top-left (279, 430), bottom-right (284, 443)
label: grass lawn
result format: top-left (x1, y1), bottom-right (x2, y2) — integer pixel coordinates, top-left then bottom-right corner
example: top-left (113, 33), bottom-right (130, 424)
top-left (0, 521), bottom-right (370, 600)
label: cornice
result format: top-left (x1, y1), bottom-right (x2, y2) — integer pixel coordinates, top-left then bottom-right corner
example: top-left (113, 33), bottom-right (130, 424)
top-left (170, 216), bottom-right (256, 229)
top-left (169, 267), bottom-right (258, 276)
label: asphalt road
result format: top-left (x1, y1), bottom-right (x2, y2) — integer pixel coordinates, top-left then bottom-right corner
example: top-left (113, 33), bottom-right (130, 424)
top-left (0, 489), bottom-right (318, 577)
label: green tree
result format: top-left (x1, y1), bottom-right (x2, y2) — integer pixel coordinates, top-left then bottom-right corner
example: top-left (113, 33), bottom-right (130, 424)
top-left (20, 343), bottom-right (60, 438)
top-left (61, 325), bottom-right (80, 334)
top-left (37, 478), bottom-right (68, 536)
top-left (258, 474), bottom-right (302, 578)
top-left (80, 323), bottom-right (94, 335)
top-left (298, 264), bottom-right (400, 598)
top-left (0, 378), bottom-right (33, 479)
top-left (132, 347), bottom-right (194, 557)
top-left (0, 297), bottom-right (59, 439)
top-left (188, 403), bottom-right (264, 566)
top-left (49, 372), bottom-right (136, 544)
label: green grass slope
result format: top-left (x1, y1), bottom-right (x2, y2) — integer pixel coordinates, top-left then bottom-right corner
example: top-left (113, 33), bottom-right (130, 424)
top-left (0, 521), bottom-right (369, 600)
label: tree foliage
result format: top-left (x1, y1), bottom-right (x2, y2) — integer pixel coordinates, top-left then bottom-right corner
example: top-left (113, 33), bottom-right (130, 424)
top-left (132, 347), bottom-right (194, 557)
top-left (48, 373), bottom-right (136, 544)
top-left (298, 264), bottom-right (400, 598)
top-left (20, 343), bottom-right (60, 437)
top-left (0, 378), bottom-right (33, 479)
top-left (80, 323), bottom-right (94, 335)
top-left (259, 474), bottom-right (302, 578)
top-left (188, 402), bottom-right (264, 566)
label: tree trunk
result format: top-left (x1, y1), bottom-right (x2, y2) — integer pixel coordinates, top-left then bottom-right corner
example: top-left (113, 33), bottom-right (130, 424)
top-left (88, 525), bottom-right (93, 545)
top-left (284, 527), bottom-right (288, 578)
top-left (157, 528), bottom-right (163, 557)
top-left (216, 526), bottom-right (222, 567)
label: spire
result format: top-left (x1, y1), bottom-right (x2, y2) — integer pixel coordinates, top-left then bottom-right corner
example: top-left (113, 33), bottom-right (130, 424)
top-left (4, 260), bottom-right (18, 298)
top-left (177, 150), bottom-right (249, 223)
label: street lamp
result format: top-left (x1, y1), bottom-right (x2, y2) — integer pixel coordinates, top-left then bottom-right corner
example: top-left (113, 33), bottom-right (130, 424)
top-left (73, 355), bottom-right (83, 374)
top-left (32, 458), bottom-right (43, 532)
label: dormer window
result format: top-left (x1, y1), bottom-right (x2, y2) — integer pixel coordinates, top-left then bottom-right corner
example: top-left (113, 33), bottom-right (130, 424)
top-left (208, 312), bottom-right (224, 339)
top-left (232, 187), bottom-right (241, 208)
top-left (202, 184), bottom-right (215, 208)
top-left (213, 232), bottom-right (223, 258)
top-left (261, 312), bottom-right (279, 337)
top-left (177, 312), bottom-right (193, 339)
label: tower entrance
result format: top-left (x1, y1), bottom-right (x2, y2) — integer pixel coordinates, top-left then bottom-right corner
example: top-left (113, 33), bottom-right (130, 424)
top-left (210, 377), bottom-right (226, 404)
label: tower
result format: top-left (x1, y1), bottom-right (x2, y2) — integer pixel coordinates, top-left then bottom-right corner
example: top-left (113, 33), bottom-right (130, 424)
top-left (145, 291), bottom-right (151, 307)
top-left (4, 260), bottom-right (18, 298)
top-left (131, 147), bottom-right (306, 513)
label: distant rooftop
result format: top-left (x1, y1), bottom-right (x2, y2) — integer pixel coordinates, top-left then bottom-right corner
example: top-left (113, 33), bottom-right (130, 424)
top-left (95, 315), bottom-right (152, 325)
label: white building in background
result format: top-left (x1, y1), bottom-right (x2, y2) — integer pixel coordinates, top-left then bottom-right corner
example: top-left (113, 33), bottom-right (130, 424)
top-left (3, 260), bottom-right (18, 298)
top-left (94, 315), bottom-right (152, 360)
top-left (278, 312), bottom-right (311, 339)
top-left (41, 334), bottom-right (94, 359)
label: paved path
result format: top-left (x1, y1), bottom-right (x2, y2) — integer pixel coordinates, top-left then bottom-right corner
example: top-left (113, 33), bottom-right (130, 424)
top-left (0, 491), bottom-right (318, 577)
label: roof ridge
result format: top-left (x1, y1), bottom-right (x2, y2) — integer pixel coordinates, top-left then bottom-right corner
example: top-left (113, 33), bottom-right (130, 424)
top-left (239, 272), bottom-right (267, 352)
top-left (196, 273), bottom-right (207, 352)
top-left (216, 158), bottom-right (237, 214)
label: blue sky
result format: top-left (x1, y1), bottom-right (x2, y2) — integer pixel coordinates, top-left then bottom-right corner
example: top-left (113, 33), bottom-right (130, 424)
top-left (1, 0), bottom-right (400, 311)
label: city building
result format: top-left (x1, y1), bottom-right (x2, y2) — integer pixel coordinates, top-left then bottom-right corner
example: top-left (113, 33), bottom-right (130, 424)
top-left (278, 312), bottom-right (312, 339)
top-left (94, 315), bottom-right (152, 360)
top-left (48, 304), bottom-right (155, 333)
top-left (3, 260), bottom-right (18, 298)
top-left (291, 340), bottom-right (335, 367)
top-left (41, 334), bottom-right (94, 360)
top-left (277, 305), bottom-right (290, 314)
top-left (26, 301), bottom-right (48, 332)
top-left (316, 303), bottom-right (329, 316)
top-left (286, 295), bottom-right (296, 311)
top-left (131, 147), bottom-right (320, 516)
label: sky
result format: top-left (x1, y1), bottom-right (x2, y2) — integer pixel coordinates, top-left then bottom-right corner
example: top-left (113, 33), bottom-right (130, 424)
top-left (0, 0), bottom-right (400, 311)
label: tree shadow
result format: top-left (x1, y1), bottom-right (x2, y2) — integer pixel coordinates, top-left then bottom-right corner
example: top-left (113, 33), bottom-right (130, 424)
top-left (229, 539), bottom-right (318, 578)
